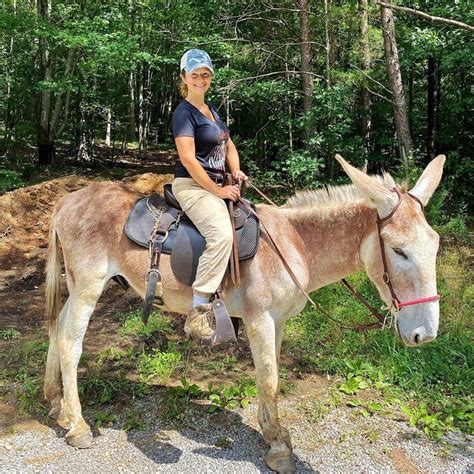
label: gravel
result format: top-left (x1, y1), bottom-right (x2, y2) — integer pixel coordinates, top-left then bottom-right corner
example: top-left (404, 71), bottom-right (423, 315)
top-left (1, 394), bottom-right (472, 473)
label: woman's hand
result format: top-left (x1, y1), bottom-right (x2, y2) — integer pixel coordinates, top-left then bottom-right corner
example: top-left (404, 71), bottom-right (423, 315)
top-left (215, 184), bottom-right (241, 202)
top-left (232, 170), bottom-right (248, 183)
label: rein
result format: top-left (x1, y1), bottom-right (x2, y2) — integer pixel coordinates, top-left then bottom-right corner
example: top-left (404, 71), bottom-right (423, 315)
top-left (244, 181), bottom-right (440, 331)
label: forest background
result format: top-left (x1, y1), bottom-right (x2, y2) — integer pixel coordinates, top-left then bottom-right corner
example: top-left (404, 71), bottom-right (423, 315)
top-left (0, 0), bottom-right (472, 221)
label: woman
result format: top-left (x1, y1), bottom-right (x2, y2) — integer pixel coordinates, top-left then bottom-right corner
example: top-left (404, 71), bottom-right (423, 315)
top-left (172, 49), bottom-right (247, 342)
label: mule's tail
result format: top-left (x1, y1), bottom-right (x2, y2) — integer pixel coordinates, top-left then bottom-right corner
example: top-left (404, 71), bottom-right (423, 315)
top-left (45, 218), bottom-right (62, 334)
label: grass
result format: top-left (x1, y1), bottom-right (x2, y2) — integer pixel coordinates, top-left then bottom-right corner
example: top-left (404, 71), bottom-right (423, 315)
top-left (1, 334), bottom-right (49, 418)
top-left (284, 241), bottom-right (473, 438)
top-left (0, 329), bottom-right (21, 340)
top-left (118, 309), bottom-right (172, 337)
top-left (139, 348), bottom-right (182, 384)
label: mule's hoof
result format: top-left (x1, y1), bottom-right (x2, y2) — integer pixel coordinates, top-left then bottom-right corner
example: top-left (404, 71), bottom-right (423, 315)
top-left (66, 431), bottom-right (93, 449)
top-left (265, 451), bottom-right (296, 473)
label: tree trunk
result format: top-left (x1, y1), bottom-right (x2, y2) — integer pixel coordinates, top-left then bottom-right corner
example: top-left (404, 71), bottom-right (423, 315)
top-left (380, 0), bottom-right (414, 169)
top-left (138, 65), bottom-right (146, 155)
top-left (435, 58), bottom-right (441, 154)
top-left (426, 56), bottom-right (437, 162)
top-left (128, 69), bottom-right (136, 145)
top-left (3, 0), bottom-right (17, 157)
top-left (285, 46), bottom-right (293, 152)
top-left (324, 0), bottom-right (336, 178)
top-left (37, 0), bottom-right (54, 166)
top-left (324, 0), bottom-right (331, 88)
top-left (77, 96), bottom-right (90, 162)
top-left (298, 0), bottom-right (313, 117)
top-left (408, 64), bottom-right (414, 136)
top-left (105, 107), bottom-right (112, 147)
top-left (359, 0), bottom-right (371, 152)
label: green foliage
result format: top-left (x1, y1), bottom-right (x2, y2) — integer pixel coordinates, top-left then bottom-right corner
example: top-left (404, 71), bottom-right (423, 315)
top-left (15, 377), bottom-right (46, 417)
top-left (122, 409), bottom-right (145, 431)
top-left (214, 436), bottom-right (232, 449)
top-left (160, 376), bottom-right (203, 421)
top-left (79, 348), bottom-right (150, 405)
top-left (276, 150), bottom-right (325, 189)
top-left (401, 400), bottom-right (473, 440)
top-left (118, 310), bottom-right (172, 338)
top-left (436, 217), bottom-right (470, 243)
top-left (0, 329), bottom-right (21, 340)
top-left (94, 410), bottom-right (117, 428)
top-left (139, 349), bottom-right (181, 384)
top-left (97, 347), bottom-right (135, 365)
top-left (0, 169), bottom-right (24, 192)
top-left (1, 0), bottom-right (472, 213)
top-left (1, 335), bottom-right (49, 418)
top-left (79, 376), bottom-right (118, 405)
top-left (207, 378), bottom-right (257, 413)
top-left (79, 371), bottom-right (150, 406)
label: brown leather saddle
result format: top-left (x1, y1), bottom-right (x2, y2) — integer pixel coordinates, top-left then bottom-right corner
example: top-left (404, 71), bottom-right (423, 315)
top-left (124, 183), bottom-right (260, 290)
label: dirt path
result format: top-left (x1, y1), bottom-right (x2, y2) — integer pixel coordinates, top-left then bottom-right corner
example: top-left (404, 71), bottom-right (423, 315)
top-left (1, 380), bottom-right (472, 473)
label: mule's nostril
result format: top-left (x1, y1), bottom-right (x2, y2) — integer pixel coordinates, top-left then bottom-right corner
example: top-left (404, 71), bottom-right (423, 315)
top-left (414, 333), bottom-right (421, 344)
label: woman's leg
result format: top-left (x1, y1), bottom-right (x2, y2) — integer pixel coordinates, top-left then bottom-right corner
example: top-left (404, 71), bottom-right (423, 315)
top-left (172, 178), bottom-right (233, 339)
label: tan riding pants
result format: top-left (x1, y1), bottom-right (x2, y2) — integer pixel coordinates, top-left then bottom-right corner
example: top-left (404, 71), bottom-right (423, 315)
top-left (172, 177), bottom-right (233, 296)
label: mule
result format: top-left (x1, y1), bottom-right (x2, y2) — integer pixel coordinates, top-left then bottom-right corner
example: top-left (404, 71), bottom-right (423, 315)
top-left (44, 155), bottom-right (445, 472)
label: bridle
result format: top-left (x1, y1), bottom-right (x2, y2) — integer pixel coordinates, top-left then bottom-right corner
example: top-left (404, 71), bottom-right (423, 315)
top-left (376, 187), bottom-right (440, 311)
top-left (244, 181), bottom-right (440, 331)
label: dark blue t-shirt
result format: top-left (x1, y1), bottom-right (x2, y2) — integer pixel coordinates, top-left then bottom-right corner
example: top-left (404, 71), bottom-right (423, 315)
top-left (172, 100), bottom-right (230, 178)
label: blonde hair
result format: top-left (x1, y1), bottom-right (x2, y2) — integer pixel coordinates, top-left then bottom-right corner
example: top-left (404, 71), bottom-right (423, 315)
top-left (179, 70), bottom-right (188, 98)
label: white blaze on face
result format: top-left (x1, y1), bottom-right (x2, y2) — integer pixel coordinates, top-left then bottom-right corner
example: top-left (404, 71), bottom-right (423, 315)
top-left (382, 216), bottom-right (440, 346)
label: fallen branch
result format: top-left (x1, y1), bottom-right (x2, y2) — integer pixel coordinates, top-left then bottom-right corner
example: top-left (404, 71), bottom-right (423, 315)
top-left (377, 2), bottom-right (474, 33)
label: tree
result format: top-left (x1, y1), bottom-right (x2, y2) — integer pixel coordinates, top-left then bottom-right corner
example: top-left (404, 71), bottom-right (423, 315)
top-left (37, 0), bottom-right (78, 165)
top-left (358, 0), bottom-right (371, 152)
top-left (380, 0), bottom-right (413, 168)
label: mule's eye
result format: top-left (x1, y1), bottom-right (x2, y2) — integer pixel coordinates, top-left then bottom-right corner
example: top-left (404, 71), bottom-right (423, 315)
top-left (393, 247), bottom-right (408, 259)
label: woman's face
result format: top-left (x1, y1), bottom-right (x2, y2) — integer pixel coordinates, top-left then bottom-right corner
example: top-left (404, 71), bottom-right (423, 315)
top-left (182, 67), bottom-right (212, 96)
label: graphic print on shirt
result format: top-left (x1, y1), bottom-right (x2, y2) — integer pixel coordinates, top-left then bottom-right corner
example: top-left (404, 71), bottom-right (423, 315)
top-left (208, 130), bottom-right (229, 171)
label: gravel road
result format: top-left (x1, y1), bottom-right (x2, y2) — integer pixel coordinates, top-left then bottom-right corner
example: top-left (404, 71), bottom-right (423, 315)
top-left (1, 394), bottom-right (472, 473)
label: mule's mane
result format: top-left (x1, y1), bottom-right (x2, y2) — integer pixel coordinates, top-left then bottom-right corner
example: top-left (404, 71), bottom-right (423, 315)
top-left (284, 174), bottom-right (406, 209)
top-left (284, 183), bottom-right (366, 209)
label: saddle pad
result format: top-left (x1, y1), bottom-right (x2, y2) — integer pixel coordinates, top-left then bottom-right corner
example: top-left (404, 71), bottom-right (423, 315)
top-left (124, 194), bottom-right (260, 286)
top-left (125, 194), bottom-right (169, 246)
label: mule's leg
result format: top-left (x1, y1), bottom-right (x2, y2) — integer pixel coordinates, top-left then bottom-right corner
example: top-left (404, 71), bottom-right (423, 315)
top-left (57, 281), bottom-right (104, 448)
top-left (274, 320), bottom-right (293, 451)
top-left (247, 314), bottom-right (295, 473)
top-left (44, 299), bottom-right (70, 422)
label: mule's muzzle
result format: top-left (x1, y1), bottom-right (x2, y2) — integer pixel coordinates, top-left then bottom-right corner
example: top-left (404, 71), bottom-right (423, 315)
top-left (410, 327), bottom-right (436, 346)
top-left (397, 321), bottom-right (437, 347)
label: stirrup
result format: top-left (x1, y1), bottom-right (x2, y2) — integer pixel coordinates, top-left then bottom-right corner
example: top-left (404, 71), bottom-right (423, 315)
top-left (211, 298), bottom-right (237, 345)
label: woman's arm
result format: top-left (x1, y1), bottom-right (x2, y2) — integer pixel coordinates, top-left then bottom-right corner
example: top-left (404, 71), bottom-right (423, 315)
top-left (226, 137), bottom-right (248, 181)
top-left (175, 136), bottom-right (240, 201)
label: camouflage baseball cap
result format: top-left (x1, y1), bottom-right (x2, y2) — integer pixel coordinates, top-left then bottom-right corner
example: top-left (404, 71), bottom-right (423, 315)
top-left (180, 49), bottom-right (214, 74)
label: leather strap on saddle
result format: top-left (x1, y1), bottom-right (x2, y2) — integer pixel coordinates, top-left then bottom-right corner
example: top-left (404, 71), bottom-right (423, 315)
top-left (226, 174), bottom-right (244, 287)
top-left (142, 206), bottom-right (182, 324)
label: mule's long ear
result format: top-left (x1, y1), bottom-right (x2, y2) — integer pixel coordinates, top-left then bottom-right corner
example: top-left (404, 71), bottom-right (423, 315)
top-left (410, 155), bottom-right (446, 206)
top-left (335, 154), bottom-right (397, 216)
